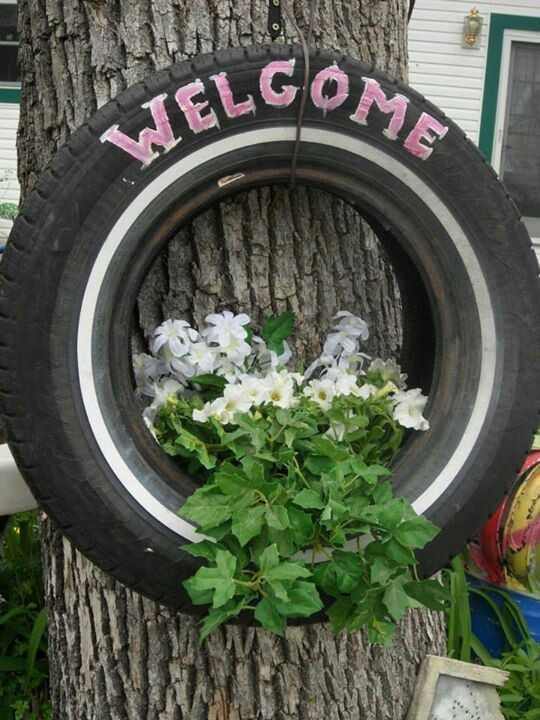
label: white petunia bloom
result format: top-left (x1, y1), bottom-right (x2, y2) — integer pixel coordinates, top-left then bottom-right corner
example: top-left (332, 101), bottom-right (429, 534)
top-left (203, 310), bottom-right (250, 347)
top-left (148, 378), bottom-right (183, 414)
top-left (263, 371), bottom-right (297, 409)
top-left (392, 388), bottom-right (430, 431)
top-left (334, 311), bottom-right (369, 341)
top-left (187, 341), bottom-right (219, 375)
top-left (152, 319), bottom-right (198, 357)
top-left (238, 376), bottom-right (271, 406)
top-left (323, 329), bottom-right (359, 357)
top-left (218, 332), bottom-right (252, 366)
top-left (303, 378), bottom-right (336, 410)
top-left (356, 383), bottom-right (379, 400)
top-left (133, 353), bottom-right (162, 396)
top-left (333, 371), bottom-right (362, 397)
top-left (369, 358), bottom-right (407, 389)
top-left (198, 383), bottom-right (253, 425)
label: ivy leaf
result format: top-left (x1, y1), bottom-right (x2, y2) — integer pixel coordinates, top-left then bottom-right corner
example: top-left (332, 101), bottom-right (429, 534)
top-left (403, 579), bottom-right (449, 611)
top-left (173, 426), bottom-right (216, 469)
top-left (215, 464), bottom-right (252, 495)
top-left (383, 581), bottom-right (409, 621)
top-left (191, 373), bottom-right (228, 390)
top-left (394, 518), bottom-right (439, 549)
top-left (288, 506), bottom-right (314, 544)
top-left (327, 596), bottom-right (355, 633)
top-left (370, 557), bottom-right (398, 585)
top-left (376, 498), bottom-right (407, 530)
top-left (266, 561), bottom-right (311, 582)
top-left (376, 538), bottom-right (416, 566)
top-left (180, 491), bottom-right (233, 530)
top-left (182, 540), bottom-right (218, 562)
top-left (293, 489), bottom-right (325, 510)
top-left (367, 620), bottom-right (396, 646)
top-left (198, 597), bottom-right (252, 643)
top-left (274, 581), bottom-right (323, 617)
top-left (258, 544), bottom-right (280, 574)
top-left (255, 597), bottom-right (287, 635)
top-left (183, 549), bottom-right (237, 608)
top-left (231, 507), bottom-right (266, 547)
top-left (261, 311), bottom-right (294, 354)
top-left (266, 506), bottom-right (289, 530)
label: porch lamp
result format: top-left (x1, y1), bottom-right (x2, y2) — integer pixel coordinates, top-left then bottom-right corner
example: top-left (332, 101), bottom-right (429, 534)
top-left (463, 7), bottom-right (483, 47)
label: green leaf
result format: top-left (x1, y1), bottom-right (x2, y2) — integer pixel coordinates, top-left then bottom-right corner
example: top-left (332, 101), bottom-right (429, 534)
top-left (258, 544), bottom-right (280, 574)
top-left (180, 491), bottom-right (232, 529)
top-left (377, 538), bottom-right (416, 566)
top-left (266, 562), bottom-right (311, 582)
top-left (383, 581), bottom-right (409, 621)
top-left (367, 620), bottom-right (396, 646)
top-left (260, 311), bottom-right (294, 354)
top-left (191, 374), bottom-right (227, 390)
top-left (327, 596), bottom-right (355, 633)
top-left (215, 464), bottom-right (251, 495)
top-left (274, 581), bottom-right (323, 617)
top-left (404, 579), bottom-right (449, 611)
top-left (288, 506), bottom-right (314, 544)
top-left (231, 507), bottom-right (266, 547)
top-left (182, 540), bottom-right (218, 562)
top-left (293, 489), bottom-right (325, 510)
top-left (370, 557), bottom-right (398, 585)
top-left (255, 597), bottom-right (286, 635)
top-left (24, 607), bottom-right (48, 691)
top-left (198, 597), bottom-right (251, 642)
top-left (266, 506), bottom-right (289, 530)
top-left (183, 549), bottom-right (237, 608)
top-left (173, 425), bottom-right (217, 469)
top-left (394, 517), bottom-right (439, 549)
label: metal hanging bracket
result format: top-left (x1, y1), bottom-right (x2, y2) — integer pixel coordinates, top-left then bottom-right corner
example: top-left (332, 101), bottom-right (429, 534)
top-left (268, 0), bottom-right (283, 40)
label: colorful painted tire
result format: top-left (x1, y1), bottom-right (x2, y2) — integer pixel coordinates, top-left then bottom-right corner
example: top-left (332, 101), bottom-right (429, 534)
top-left (0, 45), bottom-right (539, 610)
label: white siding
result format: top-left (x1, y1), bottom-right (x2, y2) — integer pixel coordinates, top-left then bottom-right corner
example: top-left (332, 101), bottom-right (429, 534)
top-left (408, 0), bottom-right (540, 263)
top-left (0, 101), bottom-right (19, 240)
top-left (408, 0), bottom-right (540, 144)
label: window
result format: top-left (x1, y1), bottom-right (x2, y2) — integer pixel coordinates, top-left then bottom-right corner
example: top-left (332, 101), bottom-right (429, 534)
top-left (479, 15), bottom-right (540, 244)
top-left (0, 1), bottom-right (19, 86)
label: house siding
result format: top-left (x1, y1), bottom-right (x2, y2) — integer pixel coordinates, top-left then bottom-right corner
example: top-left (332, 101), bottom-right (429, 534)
top-left (0, 100), bottom-right (19, 240)
top-left (408, 0), bottom-right (540, 261)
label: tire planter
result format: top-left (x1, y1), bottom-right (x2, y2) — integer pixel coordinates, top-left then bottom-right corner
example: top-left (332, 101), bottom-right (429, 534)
top-left (0, 45), bottom-right (539, 611)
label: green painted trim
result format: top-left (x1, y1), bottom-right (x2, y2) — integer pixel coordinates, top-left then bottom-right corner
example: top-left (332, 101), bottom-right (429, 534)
top-left (0, 87), bottom-right (20, 103)
top-left (479, 13), bottom-right (540, 161)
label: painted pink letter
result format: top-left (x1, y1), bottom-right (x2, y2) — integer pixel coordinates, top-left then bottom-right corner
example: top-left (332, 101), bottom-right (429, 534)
top-left (100, 93), bottom-right (178, 166)
top-left (350, 78), bottom-right (409, 140)
top-left (404, 112), bottom-right (449, 160)
top-left (259, 59), bottom-right (299, 107)
top-left (310, 63), bottom-right (349, 115)
top-left (211, 72), bottom-right (256, 119)
top-left (175, 81), bottom-right (219, 134)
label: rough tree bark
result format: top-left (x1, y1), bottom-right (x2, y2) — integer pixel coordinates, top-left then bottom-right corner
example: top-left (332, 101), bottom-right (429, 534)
top-left (17, 1), bottom-right (446, 718)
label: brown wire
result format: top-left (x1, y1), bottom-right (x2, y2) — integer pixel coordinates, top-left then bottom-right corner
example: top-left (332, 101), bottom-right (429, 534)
top-left (280, 0), bottom-right (319, 186)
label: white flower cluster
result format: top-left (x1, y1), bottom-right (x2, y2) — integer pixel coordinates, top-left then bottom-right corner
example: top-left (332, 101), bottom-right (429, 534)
top-left (134, 310), bottom-right (430, 433)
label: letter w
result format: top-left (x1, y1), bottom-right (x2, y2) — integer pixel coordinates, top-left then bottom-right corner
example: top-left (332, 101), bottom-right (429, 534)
top-left (100, 93), bottom-right (179, 166)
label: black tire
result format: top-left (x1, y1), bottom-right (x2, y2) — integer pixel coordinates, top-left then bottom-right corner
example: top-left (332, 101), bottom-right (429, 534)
top-left (1, 44), bottom-right (539, 611)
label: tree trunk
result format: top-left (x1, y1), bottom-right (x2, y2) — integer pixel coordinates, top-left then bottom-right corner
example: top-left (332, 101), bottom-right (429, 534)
top-left (17, 1), bottom-right (446, 718)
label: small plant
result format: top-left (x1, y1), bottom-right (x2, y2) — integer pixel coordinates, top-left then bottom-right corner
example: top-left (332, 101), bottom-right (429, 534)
top-left (0, 513), bottom-right (50, 720)
top-left (445, 556), bottom-right (540, 719)
top-left (135, 310), bottom-right (447, 642)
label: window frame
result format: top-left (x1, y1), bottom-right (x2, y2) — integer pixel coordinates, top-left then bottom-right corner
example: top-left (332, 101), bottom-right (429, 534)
top-left (0, 0), bottom-right (20, 103)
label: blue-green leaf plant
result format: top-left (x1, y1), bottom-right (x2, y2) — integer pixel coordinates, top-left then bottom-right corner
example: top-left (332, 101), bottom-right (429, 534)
top-left (135, 310), bottom-right (445, 642)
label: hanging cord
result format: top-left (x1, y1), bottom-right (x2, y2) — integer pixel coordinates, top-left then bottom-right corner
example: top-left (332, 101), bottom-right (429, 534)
top-left (279, 0), bottom-right (319, 185)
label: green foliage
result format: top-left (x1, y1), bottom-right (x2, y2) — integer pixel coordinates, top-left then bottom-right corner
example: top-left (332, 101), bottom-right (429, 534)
top-left (0, 203), bottom-right (17, 222)
top-left (445, 556), bottom-right (540, 719)
top-left (0, 514), bottom-right (50, 720)
top-left (154, 388), bottom-right (444, 643)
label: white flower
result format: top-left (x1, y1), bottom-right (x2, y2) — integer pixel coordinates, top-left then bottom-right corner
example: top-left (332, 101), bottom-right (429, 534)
top-left (238, 376), bottom-right (271, 406)
top-left (392, 388), bottom-right (430, 431)
top-left (203, 310), bottom-right (250, 347)
top-left (333, 371), bottom-right (362, 397)
top-left (369, 358), bottom-right (407, 389)
top-left (323, 329), bottom-right (359, 357)
top-left (356, 383), bottom-right (378, 400)
top-left (132, 353), bottom-right (162, 396)
top-left (263, 371), bottom-right (297, 409)
top-left (334, 311), bottom-right (369, 341)
top-left (149, 378), bottom-right (183, 413)
top-left (143, 415), bottom-right (159, 443)
top-left (152, 319), bottom-right (197, 357)
top-left (303, 378), bottom-right (336, 410)
top-left (197, 383), bottom-right (253, 425)
top-left (187, 341), bottom-right (218, 375)
top-left (218, 332), bottom-right (252, 365)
